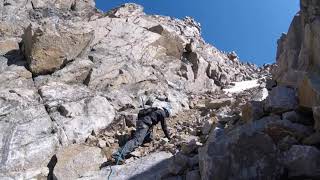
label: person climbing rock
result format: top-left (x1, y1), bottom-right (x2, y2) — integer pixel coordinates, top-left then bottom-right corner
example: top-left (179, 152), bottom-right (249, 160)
top-left (111, 105), bottom-right (172, 163)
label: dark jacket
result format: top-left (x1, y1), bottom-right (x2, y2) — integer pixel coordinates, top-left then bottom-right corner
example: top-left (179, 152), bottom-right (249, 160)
top-left (138, 107), bottom-right (171, 139)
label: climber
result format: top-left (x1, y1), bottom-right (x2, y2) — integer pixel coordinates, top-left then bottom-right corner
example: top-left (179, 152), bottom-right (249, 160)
top-left (111, 105), bottom-right (172, 163)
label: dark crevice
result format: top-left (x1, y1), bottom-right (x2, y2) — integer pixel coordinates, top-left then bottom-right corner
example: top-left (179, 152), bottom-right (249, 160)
top-left (183, 51), bottom-right (199, 80)
top-left (30, 1), bottom-right (35, 10)
top-left (70, 1), bottom-right (76, 11)
top-left (31, 58), bottom-right (70, 78)
top-left (3, 2), bottom-right (11, 6)
top-left (4, 49), bottom-right (27, 67)
top-left (47, 155), bottom-right (58, 180)
top-left (58, 58), bottom-right (73, 71)
top-left (76, 31), bottom-right (95, 59)
top-left (57, 105), bottom-right (69, 117)
top-left (83, 69), bottom-right (93, 86)
top-left (28, 57), bottom-right (69, 148)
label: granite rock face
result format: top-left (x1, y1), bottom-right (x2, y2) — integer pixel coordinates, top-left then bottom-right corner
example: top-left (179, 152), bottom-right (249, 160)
top-left (0, 1), bottom-right (268, 179)
top-left (0, 56), bottom-right (60, 179)
top-left (39, 82), bottom-right (116, 145)
top-left (5, 0), bottom-right (319, 180)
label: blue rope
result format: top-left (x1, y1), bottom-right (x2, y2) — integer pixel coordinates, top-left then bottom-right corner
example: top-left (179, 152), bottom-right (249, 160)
top-left (107, 144), bottom-right (127, 180)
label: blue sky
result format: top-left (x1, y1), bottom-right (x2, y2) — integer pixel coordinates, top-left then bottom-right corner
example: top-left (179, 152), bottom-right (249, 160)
top-left (95, 0), bottom-right (299, 65)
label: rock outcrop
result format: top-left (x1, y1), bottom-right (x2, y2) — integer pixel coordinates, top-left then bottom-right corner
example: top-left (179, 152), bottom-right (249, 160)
top-left (272, 0), bottom-right (320, 146)
top-left (0, 56), bottom-right (60, 179)
top-left (22, 24), bottom-right (94, 75)
top-left (53, 144), bottom-right (107, 180)
top-left (199, 116), bottom-right (313, 180)
top-left (200, 1), bottom-right (320, 180)
top-left (273, 0), bottom-right (320, 110)
top-left (264, 86), bottom-right (298, 113)
top-left (283, 145), bottom-right (320, 179)
top-left (39, 82), bottom-right (116, 145)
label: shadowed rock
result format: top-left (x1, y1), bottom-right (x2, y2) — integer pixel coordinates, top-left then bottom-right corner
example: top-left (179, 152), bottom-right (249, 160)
top-left (283, 145), bottom-right (320, 179)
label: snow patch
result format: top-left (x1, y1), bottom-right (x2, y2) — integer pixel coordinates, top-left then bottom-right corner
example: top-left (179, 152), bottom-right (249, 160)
top-left (223, 79), bottom-right (260, 93)
top-left (261, 88), bottom-right (269, 100)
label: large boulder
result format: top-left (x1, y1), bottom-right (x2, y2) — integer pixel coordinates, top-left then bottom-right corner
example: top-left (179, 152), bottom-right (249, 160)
top-left (264, 86), bottom-right (298, 113)
top-left (39, 82), bottom-right (115, 144)
top-left (22, 24), bottom-right (94, 75)
top-left (53, 144), bottom-right (107, 180)
top-left (283, 145), bottom-right (320, 179)
top-left (199, 116), bottom-right (282, 180)
top-left (282, 111), bottom-right (313, 125)
top-left (199, 116), bottom-right (313, 180)
top-left (150, 24), bottom-right (185, 59)
top-left (78, 152), bottom-right (173, 180)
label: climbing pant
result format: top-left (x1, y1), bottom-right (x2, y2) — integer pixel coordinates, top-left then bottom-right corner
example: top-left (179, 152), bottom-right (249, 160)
top-left (117, 120), bottom-right (152, 158)
top-left (143, 125), bottom-right (153, 143)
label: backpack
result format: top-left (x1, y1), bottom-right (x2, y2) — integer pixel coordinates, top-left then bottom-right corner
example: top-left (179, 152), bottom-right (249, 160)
top-left (138, 107), bottom-right (158, 118)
